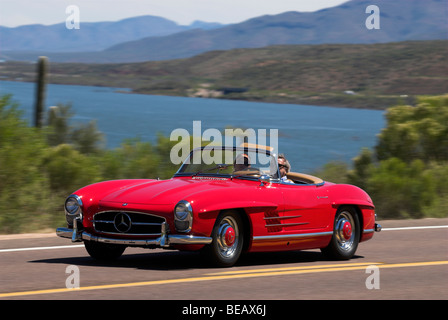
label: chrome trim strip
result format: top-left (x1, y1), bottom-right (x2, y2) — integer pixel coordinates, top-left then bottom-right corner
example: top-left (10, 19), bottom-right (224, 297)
top-left (168, 234), bottom-right (212, 245)
top-left (265, 222), bottom-right (309, 227)
top-left (363, 229), bottom-right (375, 234)
top-left (131, 222), bottom-right (161, 226)
top-left (93, 220), bottom-right (114, 224)
top-left (97, 231), bottom-right (162, 236)
top-left (263, 215), bottom-right (302, 220)
top-left (93, 220), bottom-right (161, 226)
top-left (56, 227), bottom-right (212, 247)
top-left (253, 231), bottom-right (333, 241)
top-left (93, 210), bottom-right (166, 220)
top-left (92, 220), bottom-right (163, 226)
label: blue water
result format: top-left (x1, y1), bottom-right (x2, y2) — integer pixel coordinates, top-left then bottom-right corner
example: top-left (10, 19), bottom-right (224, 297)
top-left (0, 80), bottom-right (385, 171)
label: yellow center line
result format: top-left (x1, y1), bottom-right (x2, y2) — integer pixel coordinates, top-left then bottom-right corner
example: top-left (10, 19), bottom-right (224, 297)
top-left (1, 260), bottom-right (447, 298)
top-left (205, 262), bottom-right (384, 275)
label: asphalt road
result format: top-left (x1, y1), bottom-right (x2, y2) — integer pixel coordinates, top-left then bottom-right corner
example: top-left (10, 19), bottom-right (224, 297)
top-left (1, 218), bottom-right (447, 303)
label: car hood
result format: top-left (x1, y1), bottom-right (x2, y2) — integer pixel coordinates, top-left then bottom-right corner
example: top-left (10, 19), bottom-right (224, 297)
top-left (99, 177), bottom-right (235, 205)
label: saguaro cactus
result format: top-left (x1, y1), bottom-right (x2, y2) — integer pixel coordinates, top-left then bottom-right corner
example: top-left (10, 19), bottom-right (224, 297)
top-left (34, 56), bottom-right (48, 128)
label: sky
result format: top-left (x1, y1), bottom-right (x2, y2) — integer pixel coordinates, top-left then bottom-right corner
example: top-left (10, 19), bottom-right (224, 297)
top-left (0, 0), bottom-right (349, 27)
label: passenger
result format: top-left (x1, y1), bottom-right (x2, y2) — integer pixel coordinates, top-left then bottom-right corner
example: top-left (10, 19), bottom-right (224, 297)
top-left (278, 154), bottom-right (294, 183)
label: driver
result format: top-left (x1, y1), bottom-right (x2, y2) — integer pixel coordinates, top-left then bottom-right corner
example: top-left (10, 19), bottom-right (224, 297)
top-left (233, 153), bottom-right (251, 171)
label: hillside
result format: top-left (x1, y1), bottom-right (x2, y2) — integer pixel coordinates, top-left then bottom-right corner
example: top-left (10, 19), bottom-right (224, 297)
top-left (2, 0), bottom-right (446, 63)
top-left (2, 40), bottom-right (447, 109)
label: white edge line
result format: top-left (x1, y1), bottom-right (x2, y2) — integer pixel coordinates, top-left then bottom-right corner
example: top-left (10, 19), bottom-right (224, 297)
top-left (0, 245), bottom-right (84, 253)
top-left (0, 225), bottom-right (447, 253)
top-left (382, 225), bottom-right (448, 231)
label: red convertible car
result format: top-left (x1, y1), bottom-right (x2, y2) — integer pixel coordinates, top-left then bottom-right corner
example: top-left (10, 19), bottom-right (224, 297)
top-left (57, 145), bottom-right (381, 266)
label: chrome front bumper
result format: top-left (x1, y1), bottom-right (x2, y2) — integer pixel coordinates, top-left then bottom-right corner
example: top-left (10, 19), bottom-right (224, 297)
top-left (56, 222), bottom-right (212, 248)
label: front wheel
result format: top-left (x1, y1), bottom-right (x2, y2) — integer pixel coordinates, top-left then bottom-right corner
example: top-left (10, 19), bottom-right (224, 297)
top-left (203, 211), bottom-right (244, 267)
top-left (321, 206), bottom-right (360, 260)
top-left (84, 241), bottom-right (126, 261)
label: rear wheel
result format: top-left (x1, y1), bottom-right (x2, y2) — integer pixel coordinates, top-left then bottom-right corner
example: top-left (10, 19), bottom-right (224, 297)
top-left (84, 241), bottom-right (126, 261)
top-left (203, 211), bottom-right (244, 267)
top-left (321, 206), bottom-right (360, 260)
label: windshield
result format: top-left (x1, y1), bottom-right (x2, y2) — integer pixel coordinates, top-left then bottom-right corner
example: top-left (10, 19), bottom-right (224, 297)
top-left (175, 146), bottom-right (279, 179)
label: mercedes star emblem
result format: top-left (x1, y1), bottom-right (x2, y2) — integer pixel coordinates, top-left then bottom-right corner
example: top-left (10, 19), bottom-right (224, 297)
top-left (114, 212), bottom-right (132, 233)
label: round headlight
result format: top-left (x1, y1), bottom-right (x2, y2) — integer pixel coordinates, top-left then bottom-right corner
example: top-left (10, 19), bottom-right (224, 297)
top-left (175, 202), bottom-right (191, 219)
top-left (65, 198), bottom-right (80, 214)
top-left (174, 200), bottom-right (192, 232)
top-left (64, 194), bottom-right (83, 226)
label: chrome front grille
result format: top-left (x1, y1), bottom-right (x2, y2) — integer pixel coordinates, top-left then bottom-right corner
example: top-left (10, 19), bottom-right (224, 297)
top-left (93, 211), bottom-right (165, 236)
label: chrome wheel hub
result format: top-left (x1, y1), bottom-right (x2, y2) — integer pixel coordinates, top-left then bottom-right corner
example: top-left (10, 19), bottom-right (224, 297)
top-left (217, 216), bottom-right (239, 258)
top-left (335, 211), bottom-right (355, 251)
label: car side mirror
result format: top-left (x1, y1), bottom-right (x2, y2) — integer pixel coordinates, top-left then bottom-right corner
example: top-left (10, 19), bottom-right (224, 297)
top-left (259, 174), bottom-right (270, 186)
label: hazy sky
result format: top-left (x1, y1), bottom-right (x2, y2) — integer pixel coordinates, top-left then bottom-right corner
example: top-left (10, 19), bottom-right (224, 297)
top-left (0, 0), bottom-right (349, 27)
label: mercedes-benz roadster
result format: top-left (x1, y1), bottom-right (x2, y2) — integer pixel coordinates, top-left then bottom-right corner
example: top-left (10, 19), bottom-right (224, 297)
top-left (57, 145), bottom-right (381, 266)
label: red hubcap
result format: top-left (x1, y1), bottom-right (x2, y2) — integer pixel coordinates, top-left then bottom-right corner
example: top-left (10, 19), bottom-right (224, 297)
top-left (224, 227), bottom-right (236, 246)
top-left (342, 221), bottom-right (352, 240)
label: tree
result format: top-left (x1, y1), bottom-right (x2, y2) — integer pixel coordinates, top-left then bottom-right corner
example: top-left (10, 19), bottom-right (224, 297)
top-left (0, 95), bottom-right (54, 233)
top-left (347, 95), bottom-right (448, 219)
top-left (46, 103), bottom-right (104, 154)
top-left (376, 95), bottom-right (448, 163)
top-left (348, 148), bottom-right (374, 190)
top-left (46, 104), bottom-right (73, 146)
top-left (365, 158), bottom-right (435, 219)
top-left (42, 144), bottom-right (101, 196)
top-left (71, 120), bottom-right (104, 154)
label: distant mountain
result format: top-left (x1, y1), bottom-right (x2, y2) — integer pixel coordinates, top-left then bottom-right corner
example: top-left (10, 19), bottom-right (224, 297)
top-left (1, 0), bottom-right (447, 63)
top-left (102, 0), bottom-right (448, 62)
top-left (0, 15), bottom-right (224, 52)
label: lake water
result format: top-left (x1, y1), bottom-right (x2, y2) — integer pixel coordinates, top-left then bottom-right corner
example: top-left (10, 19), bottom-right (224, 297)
top-left (0, 80), bottom-right (385, 172)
